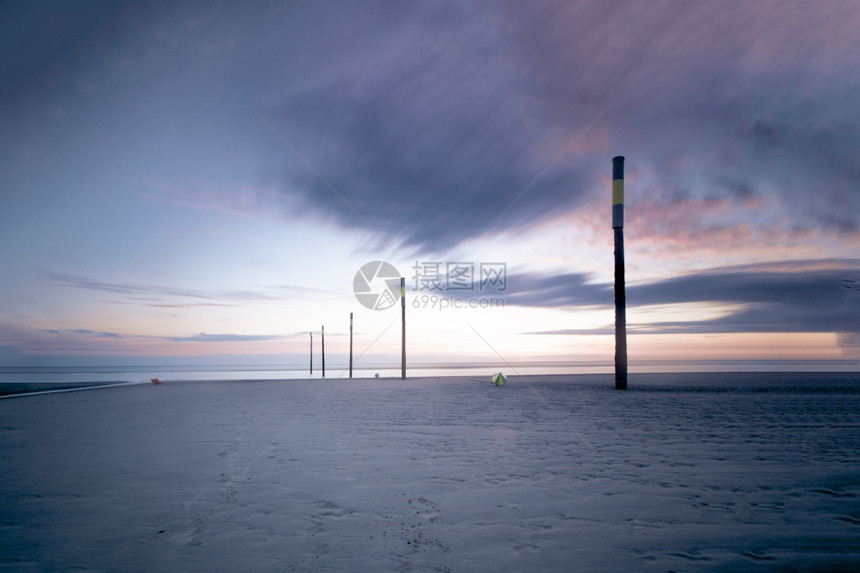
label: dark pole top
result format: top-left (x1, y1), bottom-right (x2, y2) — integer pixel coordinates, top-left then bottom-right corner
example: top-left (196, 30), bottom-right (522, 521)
top-left (612, 156), bottom-right (625, 180)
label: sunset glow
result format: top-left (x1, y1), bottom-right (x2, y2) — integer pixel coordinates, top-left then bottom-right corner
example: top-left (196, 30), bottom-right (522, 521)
top-left (1, 1), bottom-right (858, 372)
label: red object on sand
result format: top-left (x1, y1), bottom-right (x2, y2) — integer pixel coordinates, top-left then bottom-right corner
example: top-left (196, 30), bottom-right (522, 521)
top-left (151, 378), bottom-right (162, 385)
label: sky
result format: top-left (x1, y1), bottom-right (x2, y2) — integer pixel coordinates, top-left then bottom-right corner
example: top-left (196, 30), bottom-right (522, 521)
top-left (1, 0), bottom-right (858, 372)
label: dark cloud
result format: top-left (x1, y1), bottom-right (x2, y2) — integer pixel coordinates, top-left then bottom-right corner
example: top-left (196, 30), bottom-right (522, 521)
top-left (502, 272), bottom-right (610, 308)
top-left (499, 0), bottom-right (860, 237)
top-left (271, 94), bottom-right (593, 253)
top-left (262, 3), bottom-right (597, 253)
top-left (4, 1), bottom-right (859, 255)
top-left (509, 259), bottom-right (860, 336)
top-left (255, 0), bottom-right (860, 252)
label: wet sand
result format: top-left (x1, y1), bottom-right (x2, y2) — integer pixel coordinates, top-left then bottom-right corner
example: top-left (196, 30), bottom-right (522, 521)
top-left (1, 374), bottom-right (858, 571)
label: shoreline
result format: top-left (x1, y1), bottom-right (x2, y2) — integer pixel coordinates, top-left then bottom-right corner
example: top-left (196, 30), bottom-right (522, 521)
top-left (2, 370), bottom-right (858, 399)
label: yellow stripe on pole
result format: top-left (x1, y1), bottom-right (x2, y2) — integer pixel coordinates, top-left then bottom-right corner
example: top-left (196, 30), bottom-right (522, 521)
top-left (612, 155), bottom-right (625, 229)
top-left (612, 178), bottom-right (624, 205)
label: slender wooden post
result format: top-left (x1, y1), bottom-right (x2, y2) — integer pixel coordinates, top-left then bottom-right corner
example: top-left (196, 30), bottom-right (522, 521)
top-left (612, 156), bottom-right (628, 390)
top-left (309, 332), bottom-right (313, 375)
top-left (401, 277), bottom-right (406, 379)
top-left (321, 325), bottom-right (325, 378)
top-left (349, 312), bottom-right (354, 379)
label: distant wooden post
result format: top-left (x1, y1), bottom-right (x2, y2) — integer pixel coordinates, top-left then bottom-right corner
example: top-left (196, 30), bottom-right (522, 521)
top-left (349, 312), bottom-right (354, 379)
top-left (309, 332), bottom-right (313, 375)
top-left (401, 277), bottom-right (406, 379)
top-left (321, 325), bottom-right (326, 378)
top-left (612, 156), bottom-right (628, 390)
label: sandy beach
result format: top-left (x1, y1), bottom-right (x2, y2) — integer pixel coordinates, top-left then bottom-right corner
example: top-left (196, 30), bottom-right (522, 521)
top-left (1, 373), bottom-right (858, 572)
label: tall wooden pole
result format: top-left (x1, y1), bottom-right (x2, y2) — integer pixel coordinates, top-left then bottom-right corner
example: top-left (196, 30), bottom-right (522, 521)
top-left (612, 156), bottom-right (628, 390)
top-left (401, 277), bottom-right (406, 379)
top-left (349, 312), bottom-right (354, 379)
top-left (321, 325), bottom-right (325, 378)
top-left (309, 332), bottom-right (313, 375)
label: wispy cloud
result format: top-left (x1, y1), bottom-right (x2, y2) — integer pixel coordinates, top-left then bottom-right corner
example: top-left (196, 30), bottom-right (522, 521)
top-left (1, 324), bottom-right (289, 356)
top-left (49, 273), bottom-right (217, 300)
top-left (510, 259), bottom-right (860, 336)
top-left (141, 180), bottom-right (287, 220)
top-left (166, 333), bottom-right (283, 343)
top-left (48, 272), bottom-right (332, 307)
top-left (32, 328), bottom-right (283, 344)
top-left (66, 329), bottom-right (123, 339)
